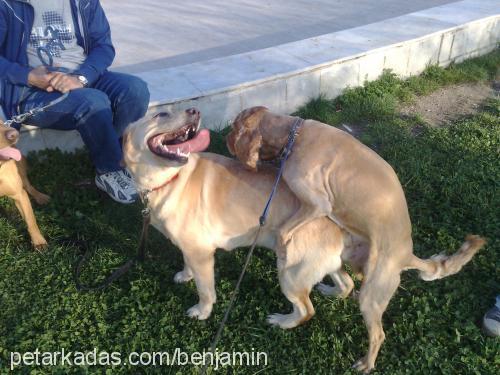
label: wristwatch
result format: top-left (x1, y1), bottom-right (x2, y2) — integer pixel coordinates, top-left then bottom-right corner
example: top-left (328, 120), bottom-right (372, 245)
top-left (76, 75), bottom-right (89, 87)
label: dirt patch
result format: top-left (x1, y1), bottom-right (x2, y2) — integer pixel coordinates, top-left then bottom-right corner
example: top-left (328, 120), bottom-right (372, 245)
top-left (399, 82), bottom-right (497, 127)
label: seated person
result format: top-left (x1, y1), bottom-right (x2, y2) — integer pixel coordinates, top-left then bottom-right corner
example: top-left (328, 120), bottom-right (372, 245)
top-left (0, 0), bottom-right (150, 203)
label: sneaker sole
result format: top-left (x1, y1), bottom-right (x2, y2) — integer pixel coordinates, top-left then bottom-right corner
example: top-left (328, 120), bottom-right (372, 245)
top-left (95, 176), bottom-right (137, 204)
top-left (483, 321), bottom-right (500, 337)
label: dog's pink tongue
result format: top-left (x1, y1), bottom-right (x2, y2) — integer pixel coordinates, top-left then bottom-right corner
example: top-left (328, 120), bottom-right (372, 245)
top-left (177, 128), bottom-right (211, 154)
top-left (0, 147), bottom-right (22, 161)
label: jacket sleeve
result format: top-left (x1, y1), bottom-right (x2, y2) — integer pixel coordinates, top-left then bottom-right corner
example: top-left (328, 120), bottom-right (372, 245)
top-left (73, 0), bottom-right (115, 85)
top-left (0, 6), bottom-right (30, 86)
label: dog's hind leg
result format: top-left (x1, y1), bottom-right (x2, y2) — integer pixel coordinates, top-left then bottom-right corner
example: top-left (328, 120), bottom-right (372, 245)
top-left (268, 262), bottom-right (315, 329)
top-left (353, 261), bottom-right (401, 374)
top-left (267, 287), bottom-right (314, 329)
top-left (317, 269), bottom-right (354, 298)
top-left (270, 217), bottom-right (343, 328)
top-left (12, 190), bottom-right (47, 250)
top-left (16, 159), bottom-right (50, 205)
top-left (276, 181), bottom-right (331, 255)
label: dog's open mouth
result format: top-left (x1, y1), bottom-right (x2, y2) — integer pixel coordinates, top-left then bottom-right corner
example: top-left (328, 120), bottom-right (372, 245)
top-left (147, 122), bottom-right (210, 163)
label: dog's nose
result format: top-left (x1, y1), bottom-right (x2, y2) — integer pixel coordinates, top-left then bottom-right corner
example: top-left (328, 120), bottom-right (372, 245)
top-left (5, 129), bottom-right (19, 142)
top-left (186, 108), bottom-right (199, 117)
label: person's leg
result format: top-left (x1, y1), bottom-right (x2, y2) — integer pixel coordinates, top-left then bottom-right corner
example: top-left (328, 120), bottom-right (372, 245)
top-left (20, 88), bottom-right (122, 173)
top-left (92, 71), bottom-right (150, 136)
top-left (20, 88), bottom-right (137, 203)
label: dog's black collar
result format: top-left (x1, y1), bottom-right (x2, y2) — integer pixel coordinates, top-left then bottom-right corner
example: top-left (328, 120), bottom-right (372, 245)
top-left (277, 117), bottom-right (304, 161)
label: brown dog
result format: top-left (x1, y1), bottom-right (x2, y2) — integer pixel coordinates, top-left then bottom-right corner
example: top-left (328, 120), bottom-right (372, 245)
top-left (226, 106), bottom-right (486, 372)
top-left (0, 122), bottom-right (49, 250)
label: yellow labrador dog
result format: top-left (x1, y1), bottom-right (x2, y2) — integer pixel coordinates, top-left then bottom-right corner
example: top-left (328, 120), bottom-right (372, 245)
top-left (123, 108), bottom-right (484, 373)
top-left (226, 106), bottom-right (486, 372)
top-left (123, 108), bottom-right (351, 322)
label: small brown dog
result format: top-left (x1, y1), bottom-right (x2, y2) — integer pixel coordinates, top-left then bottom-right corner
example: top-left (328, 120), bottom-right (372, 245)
top-left (0, 122), bottom-right (49, 250)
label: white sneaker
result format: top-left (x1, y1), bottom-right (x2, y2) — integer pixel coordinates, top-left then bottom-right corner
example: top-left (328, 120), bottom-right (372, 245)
top-left (483, 296), bottom-right (500, 337)
top-left (95, 170), bottom-right (138, 204)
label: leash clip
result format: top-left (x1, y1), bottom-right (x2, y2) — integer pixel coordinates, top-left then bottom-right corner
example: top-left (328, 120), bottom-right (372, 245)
top-left (14, 111), bottom-right (33, 124)
top-left (3, 112), bottom-right (30, 127)
top-left (3, 92), bottom-right (70, 128)
top-left (139, 189), bottom-right (152, 218)
top-left (141, 206), bottom-right (151, 217)
top-left (278, 117), bottom-right (303, 161)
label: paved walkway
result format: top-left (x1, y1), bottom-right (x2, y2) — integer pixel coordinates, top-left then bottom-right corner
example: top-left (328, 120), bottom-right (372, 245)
top-left (102, 0), bottom-right (458, 74)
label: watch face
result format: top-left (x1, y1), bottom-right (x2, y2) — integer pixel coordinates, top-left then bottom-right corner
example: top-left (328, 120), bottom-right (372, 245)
top-left (78, 76), bottom-right (88, 86)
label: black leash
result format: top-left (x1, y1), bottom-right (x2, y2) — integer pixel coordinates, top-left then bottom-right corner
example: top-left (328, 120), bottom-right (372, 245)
top-left (201, 117), bottom-right (303, 374)
top-left (73, 193), bottom-right (151, 292)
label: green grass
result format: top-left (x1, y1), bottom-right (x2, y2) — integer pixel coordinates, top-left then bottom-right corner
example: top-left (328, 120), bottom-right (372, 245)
top-left (1, 51), bottom-right (499, 374)
top-left (296, 49), bottom-right (500, 125)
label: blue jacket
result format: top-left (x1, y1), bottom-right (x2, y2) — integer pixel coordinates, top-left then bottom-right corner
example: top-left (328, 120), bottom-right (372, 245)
top-left (0, 0), bottom-right (115, 119)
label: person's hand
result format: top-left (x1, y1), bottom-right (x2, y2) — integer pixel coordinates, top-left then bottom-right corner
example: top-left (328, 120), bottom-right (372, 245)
top-left (27, 66), bottom-right (55, 92)
top-left (49, 73), bottom-right (84, 93)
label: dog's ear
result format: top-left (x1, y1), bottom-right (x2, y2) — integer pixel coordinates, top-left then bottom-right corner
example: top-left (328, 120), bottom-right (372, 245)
top-left (227, 107), bottom-right (267, 171)
top-left (235, 129), bottom-right (262, 171)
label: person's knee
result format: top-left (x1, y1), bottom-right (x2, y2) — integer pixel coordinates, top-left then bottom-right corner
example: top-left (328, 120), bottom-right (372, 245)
top-left (72, 89), bottom-right (112, 121)
top-left (120, 76), bottom-right (150, 116)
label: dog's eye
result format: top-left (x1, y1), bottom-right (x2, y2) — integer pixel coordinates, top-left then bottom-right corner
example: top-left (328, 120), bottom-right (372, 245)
top-left (153, 112), bottom-right (170, 119)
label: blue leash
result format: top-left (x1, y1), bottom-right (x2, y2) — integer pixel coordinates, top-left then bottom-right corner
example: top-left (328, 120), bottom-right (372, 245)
top-left (202, 117), bottom-right (304, 374)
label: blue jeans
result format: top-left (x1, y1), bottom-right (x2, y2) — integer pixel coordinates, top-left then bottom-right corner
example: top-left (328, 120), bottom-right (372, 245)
top-left (19, 71), bottom-right (150, 173)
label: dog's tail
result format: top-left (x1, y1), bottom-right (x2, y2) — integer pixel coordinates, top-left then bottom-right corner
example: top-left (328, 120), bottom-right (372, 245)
top-left (407, 235), bottom-right (486, 281)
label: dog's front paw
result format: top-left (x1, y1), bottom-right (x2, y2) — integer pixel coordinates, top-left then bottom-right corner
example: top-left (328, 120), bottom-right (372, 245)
top-left (186, 304), bottom-right (212, 320)
top-left (352, 356), bottom-right (374, 374)
top-left (267, 313), bottom-right (300, 329)
top-left (33, 239), bottom-right (48, 252)
top-left (174, 270), bottom-right (193, 284)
